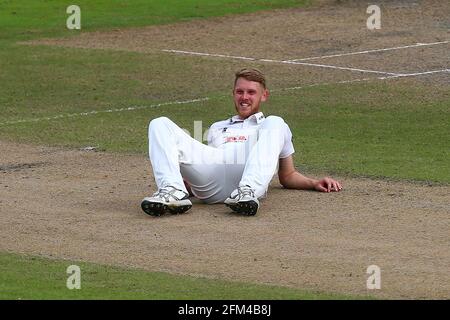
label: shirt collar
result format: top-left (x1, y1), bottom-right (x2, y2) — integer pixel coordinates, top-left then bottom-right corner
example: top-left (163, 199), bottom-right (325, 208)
top-left (229, 112), bottom-right (265, 124)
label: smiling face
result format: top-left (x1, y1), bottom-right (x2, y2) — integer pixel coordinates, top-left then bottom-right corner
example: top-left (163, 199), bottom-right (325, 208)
top-left (233, 77), bottom-right (269, 119)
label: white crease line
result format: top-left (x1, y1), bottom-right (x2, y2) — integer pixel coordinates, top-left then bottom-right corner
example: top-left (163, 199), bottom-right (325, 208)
top-left (265, 58), bottom-right (400, 75)
top-left (379, 68), bottom-right (450, 79)
top-left (287, 40), bottom-right (450, 61)
top-left (162, 49), bottom-right (401, 76)
top-left (0, 97), bottom-right (209, 126)
top-left (273, 68), bottom-right (450, 92)
top-left (162, 49), bottom-right (255, 61)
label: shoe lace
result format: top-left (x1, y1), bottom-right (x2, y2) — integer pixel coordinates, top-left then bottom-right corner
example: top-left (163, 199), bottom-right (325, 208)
top-left (237, 185), bottom-right (255, 198)
top-left (153, 186), bottom-right (185, 201)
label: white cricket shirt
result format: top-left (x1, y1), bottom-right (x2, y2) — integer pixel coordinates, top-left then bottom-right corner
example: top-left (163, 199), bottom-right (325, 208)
top-left (206, 112), bottom-right (295, 159)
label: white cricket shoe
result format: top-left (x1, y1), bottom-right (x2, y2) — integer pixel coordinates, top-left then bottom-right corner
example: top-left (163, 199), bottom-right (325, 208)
top-left (224, 185), bottom-right (259, 216)
top-left (141, 186), bottom-right (192, 216)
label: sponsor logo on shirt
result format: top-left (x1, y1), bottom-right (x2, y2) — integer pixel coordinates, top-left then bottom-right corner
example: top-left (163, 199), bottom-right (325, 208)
top-left (225, 135), bottom-right (248, 143)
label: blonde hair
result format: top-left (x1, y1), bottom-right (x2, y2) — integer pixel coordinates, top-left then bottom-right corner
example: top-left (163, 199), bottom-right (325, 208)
top-left (234, 68), bottom-right (266, 89)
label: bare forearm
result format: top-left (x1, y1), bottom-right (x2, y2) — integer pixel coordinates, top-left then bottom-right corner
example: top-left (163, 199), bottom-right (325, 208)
top-left (278, 156), bottom-right (342, 192)
top-left (280, 171), bottom-right (318, 190)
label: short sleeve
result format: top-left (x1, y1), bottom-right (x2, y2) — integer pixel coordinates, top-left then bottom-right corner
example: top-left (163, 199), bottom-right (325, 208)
top-left (279, 122), bottom-right (295, 158)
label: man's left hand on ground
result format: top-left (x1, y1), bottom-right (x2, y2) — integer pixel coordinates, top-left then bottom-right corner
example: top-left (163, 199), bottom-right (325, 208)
top-left (314, 177), bottom-right (343, 193)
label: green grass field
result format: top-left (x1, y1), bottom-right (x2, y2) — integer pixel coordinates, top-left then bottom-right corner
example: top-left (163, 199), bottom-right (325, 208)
top-left (0, 252), bottom-right (363, 300)
top-left (0, 0), bottom-right (448, 300)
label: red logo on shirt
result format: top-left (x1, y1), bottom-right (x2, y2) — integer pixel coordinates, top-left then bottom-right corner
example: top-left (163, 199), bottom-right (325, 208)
top-left (225, 135), bottom-right (248, 143)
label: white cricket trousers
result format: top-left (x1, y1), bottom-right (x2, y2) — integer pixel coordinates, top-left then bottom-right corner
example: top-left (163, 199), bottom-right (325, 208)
top-left (148, 116), bottom-right (287, 204)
